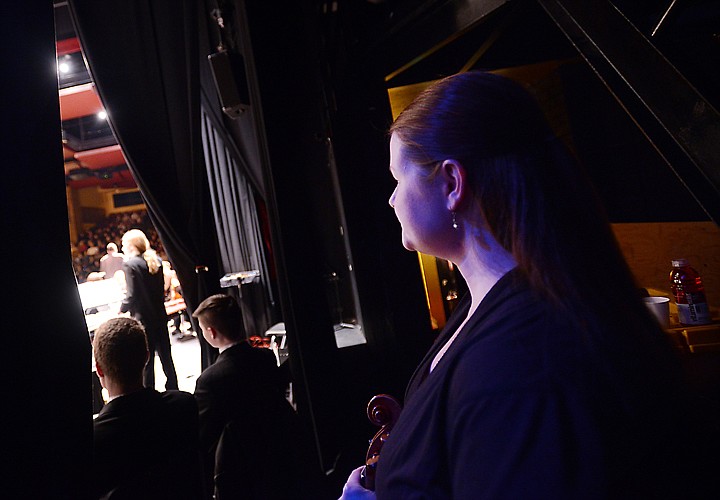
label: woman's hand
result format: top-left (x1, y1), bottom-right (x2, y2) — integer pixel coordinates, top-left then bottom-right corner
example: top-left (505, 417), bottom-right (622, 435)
top-left (338, 466), bottom-right (376, 500)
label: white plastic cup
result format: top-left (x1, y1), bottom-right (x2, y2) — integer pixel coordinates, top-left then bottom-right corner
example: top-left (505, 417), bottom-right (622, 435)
top-left (643, 296), bottom-right (670, 329)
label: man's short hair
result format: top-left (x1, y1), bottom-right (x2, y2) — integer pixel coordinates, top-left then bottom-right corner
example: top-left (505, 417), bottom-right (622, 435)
top-left (93, 317), bottom-right (148, 386)
top-left (192, 294), bottom-right (245, 341)
top-left (106, 242), bottom-right (118, 253)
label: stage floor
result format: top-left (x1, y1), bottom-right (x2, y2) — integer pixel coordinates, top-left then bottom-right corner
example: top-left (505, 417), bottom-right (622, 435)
top-left (152, 321), bottom-right (201, 394)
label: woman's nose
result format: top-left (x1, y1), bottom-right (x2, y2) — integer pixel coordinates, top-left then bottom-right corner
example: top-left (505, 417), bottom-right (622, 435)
top-left (388, 188), bottom-right (396, 208)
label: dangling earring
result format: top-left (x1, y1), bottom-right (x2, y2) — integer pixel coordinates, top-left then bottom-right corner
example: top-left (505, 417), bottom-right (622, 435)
top-left (452, 211), bottom-right (458, 230)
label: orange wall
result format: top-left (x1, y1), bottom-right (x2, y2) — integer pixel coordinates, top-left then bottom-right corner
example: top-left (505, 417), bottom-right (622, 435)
top-left (613, 221), bottom-right (720, 316)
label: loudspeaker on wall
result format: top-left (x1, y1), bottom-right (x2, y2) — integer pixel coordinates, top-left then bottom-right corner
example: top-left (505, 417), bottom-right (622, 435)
top-left (208, 50), bottom-right (250, 119)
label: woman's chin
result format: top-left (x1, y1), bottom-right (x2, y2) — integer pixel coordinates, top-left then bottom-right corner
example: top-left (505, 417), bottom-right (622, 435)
top-left (401, 237), bottom-right (417, 252)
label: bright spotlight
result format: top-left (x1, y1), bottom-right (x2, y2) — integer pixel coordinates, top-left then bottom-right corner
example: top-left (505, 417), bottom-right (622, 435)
top-left (97, 110), bottom-right (108, 120)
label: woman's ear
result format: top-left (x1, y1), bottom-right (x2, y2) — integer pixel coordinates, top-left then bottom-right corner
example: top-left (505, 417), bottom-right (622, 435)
top-left (439, 159), bottom-right (468, 211)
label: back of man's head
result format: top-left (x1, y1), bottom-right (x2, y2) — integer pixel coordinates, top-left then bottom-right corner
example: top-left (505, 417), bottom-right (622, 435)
top-left (192, 294), bottom-right (245, 341)
top-left (106, 242), bottom-right (118, 254)
top-left (93, 317), bottom-right (148, 387)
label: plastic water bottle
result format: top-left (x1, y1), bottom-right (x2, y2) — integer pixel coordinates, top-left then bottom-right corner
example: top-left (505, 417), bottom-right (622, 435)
top-left (670, 259), bottom-right (711, 325)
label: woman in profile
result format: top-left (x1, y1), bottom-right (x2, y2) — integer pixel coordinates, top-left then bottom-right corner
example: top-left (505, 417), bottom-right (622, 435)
top-left (120, 228), bottom-right (179, 390)
top-left (340, 72), bottom-right (697, 498)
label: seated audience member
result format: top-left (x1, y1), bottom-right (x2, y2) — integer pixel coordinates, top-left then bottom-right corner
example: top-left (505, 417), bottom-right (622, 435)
top-left (92, 317), bottom-right (201, 499)
top-left (163, 260), bottom-right (192, 335)
top-left (193, 294), bottom-right (319, 499)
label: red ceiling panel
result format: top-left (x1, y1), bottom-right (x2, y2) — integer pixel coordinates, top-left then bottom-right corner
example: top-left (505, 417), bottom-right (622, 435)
top-left (59, 83), bottom-right (103, 121)
top-left (56, 37), bottom-right (81, 56)
top-left (74, 144), bottom-right (125, 169)
top-left (66, 169), bottom-right (136, 190)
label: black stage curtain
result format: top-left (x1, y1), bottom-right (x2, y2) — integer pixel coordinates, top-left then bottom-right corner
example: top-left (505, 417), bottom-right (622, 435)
top-left (196, 0), bottom-right (276, 336)
top-left (2, 3), bottom-right (92, 496)
top-left (69, 0), bottom-right (222, 369)
top-left (201, 106), bottom-right (275, 336)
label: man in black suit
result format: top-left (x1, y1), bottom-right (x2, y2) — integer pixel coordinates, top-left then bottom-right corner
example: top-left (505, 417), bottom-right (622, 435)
top-left (192, 294), bottom-right (315, 499)
top-left (92, 317), bottom-right (202, 499)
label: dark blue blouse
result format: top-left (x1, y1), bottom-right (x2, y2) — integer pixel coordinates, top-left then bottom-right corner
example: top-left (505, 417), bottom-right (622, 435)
top-left (375, 270), bottom-right (683, 499)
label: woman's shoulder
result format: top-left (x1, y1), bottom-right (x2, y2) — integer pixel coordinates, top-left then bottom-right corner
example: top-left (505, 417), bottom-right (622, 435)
top-left (447, 291), bottom-right (584, 396)
top-left (459, 272), bottom-right (563, 347)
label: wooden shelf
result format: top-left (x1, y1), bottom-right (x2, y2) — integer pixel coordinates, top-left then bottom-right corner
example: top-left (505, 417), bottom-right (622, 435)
top-left (667, 322), bottom-right (720, 353)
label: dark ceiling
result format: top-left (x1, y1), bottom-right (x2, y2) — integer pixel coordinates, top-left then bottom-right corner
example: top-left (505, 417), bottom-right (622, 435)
top-left (362, 0), bottom-right (719, 108)
top-left (350, 0), bottom-right (720, 222)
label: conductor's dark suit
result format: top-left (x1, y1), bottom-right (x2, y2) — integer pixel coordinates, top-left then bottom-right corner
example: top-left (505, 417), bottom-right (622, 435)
top-left (194, 342), bottom-right (310, 499)
top-left (120, 255), bottom-right (178, 390)
top-left (92, 388), bottom-right (202, 499)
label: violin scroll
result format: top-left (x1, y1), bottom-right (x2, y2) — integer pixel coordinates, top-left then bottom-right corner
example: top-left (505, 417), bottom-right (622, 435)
top-left (360, 394), bottom-right (402, 491)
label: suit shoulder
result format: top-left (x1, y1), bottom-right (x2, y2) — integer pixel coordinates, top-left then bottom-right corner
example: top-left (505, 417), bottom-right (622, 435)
top-left (243, 344), bottom-right (278, 368)
top-left (161, 391), bottom-right (198, 421)
top-left (195, 361), bottom-right (229, 386)
top-left (162, 390), bottom-right (197, 407)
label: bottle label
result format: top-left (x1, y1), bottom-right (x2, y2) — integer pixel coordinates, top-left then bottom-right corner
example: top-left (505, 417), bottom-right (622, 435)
top-left (676, 295), bottom-right (711, 325)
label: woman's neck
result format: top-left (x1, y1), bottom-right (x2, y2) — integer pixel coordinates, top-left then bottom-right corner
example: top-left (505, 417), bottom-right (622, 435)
top-left (429, 229), bottom-right (516, 373)
top-left (454, 230), bottom-right (517, 312)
